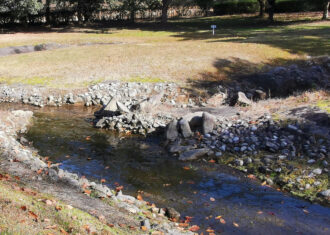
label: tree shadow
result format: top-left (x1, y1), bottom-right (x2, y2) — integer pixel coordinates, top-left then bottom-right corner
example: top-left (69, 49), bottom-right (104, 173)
top-left (187, 56), bottom-right (330, 99)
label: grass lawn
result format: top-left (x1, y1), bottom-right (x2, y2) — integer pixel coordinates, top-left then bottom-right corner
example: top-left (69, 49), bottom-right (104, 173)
top-left (0, 173), bottom-right (129, 234)
top-left (0, 12), bottom-right (329, 88)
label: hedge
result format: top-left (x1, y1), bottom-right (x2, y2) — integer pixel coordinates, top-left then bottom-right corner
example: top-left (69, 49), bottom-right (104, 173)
top-left (214, 0), bottom-right (325, 15)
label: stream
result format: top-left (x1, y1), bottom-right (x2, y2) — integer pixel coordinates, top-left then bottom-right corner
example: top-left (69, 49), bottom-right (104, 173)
top-left (3, 104), bottom-right (329, 234)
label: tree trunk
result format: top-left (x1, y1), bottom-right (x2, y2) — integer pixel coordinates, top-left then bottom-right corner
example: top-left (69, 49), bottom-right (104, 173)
top-left (258, 0), bottom-right (265, 17)
top-left (130, 10), bottom-right (135, 23)
top-left (161, 0), bottom-right (171, 24)
top-left (267, 0), bottom-right (275, 21)
top-left (46, 0), bottom-right (51, 24)
top-left (323, 1), bottom-right (329, 20)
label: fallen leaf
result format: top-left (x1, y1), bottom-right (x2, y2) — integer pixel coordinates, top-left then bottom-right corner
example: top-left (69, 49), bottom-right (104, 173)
top-left (210, 197), bottom-right (215, 202)
top-left (60, 228), bottom-right (68, 235)
top-left (187, 200), bottom-right (193, 204)
top-left (189, 225), bottom-right (200, 232)
top-left (179, 223), bottom-right (189, 228)
top-left (206, 228), bottom-right (215, 233)
top-left (220, 218), bottom-right (226, 224)
top-left (83, 225), bottom-right (90, 233)
top-left (208, 159), bottom-right (216, 163)
top-left (84, 189), bottom-right (91, 195)
top-left (105, 166), bottom-right (110, 169)
top-left (261, 181), bottom-right (267, 186)
top-left (215, 216), bottom-right (222, 220)
top-left (45, 225), bottom-right (57, 229)
top-left (247, 174), bottom-right (256, 180)
top-left (37, 169), bottom-right (43, 175)
top-left (28, 211), bottom-right (38, 221)
top-left (14, 176), bottom-right (20, 180)
top-left (183, 166), bottom-right (190, 170)
top-left (21, 206), bottom-right (27, 211)
top-left (116, 186), bottom-right (123, 192)
top-left (141, 226), bottom-right (147, 231)
top-left (55, 205), bottom-right (62, 211)
top-left (303, 209), bottom-right (309, 214)
top-left (100, 179), bottom-right (106, 183)
top-left (233, 222), bottom-right (239, 227)
top-left (107, 223), bottom-right (114, 227)
top-left (137, 194), bottom-right (143, 201)
top-left (257, 211), bottom-right (263, 215)
top-left (86, 136), bottom-right (91, 141)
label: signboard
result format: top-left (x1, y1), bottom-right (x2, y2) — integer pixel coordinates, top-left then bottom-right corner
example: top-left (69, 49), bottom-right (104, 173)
top-left (211, 25), bottom-right (217, 35)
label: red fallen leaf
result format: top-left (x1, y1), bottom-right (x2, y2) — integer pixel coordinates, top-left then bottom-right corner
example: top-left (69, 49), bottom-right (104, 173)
top-left (187, 200), bottom-right (193, 204)
top-left (13, 158), bottom-right (20, 162)
top-left (189, 225), bottom-right (200, 232)
top-left (119, 224), bottom-right (126, 227)
top-left (28, 211), bottom-right (38, 221)
top-left (220, 218), bottom-right (226, 224)
top-left (114, 182), bottom-right (120, 186)
top-left (185, 216), bottom-right (193, 222)
top-left (208, 159), bottom-right (216, 163)
top-left (233, 222), bottom-right (239, 227)
top-left (129, 225), bottom-right (136, 230)
top-left (47, 161), bottom-right (52, 168)
top-left (86, 136), bottom-right (91, 141)
top-left (21, 206), bottom-right (27, 211)
top-left (37, 169), bottom-right (43, 175)
top-left (55, 205), bottom-right (62, 211)
top-left (100, 179), bottom-right (106, 183)
top-left (107, 223), bottom-right (114, 228)
top-left (137, 194), bottom-right (143, 201)
top-left (183, 166), bottom-right (190, 170)
top-left (44, 157), bottom-right (49, 161)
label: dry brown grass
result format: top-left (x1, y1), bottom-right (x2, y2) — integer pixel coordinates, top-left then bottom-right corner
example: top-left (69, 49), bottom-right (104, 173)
top-left (0, 14), bottom-right (328, 88)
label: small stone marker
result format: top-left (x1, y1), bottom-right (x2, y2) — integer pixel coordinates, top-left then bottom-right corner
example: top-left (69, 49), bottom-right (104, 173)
top-left (211, 25), bottom-right (217, 35)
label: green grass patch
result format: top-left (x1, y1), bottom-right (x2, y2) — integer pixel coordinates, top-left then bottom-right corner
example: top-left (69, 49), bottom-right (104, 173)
top-left (316, 100), bottom-right (330, 113)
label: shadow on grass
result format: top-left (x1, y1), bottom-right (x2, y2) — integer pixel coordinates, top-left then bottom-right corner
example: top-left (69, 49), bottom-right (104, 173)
top-left (1, 13), bottom-right (329, 56)
top-left (186, 56), bottom-right (330, 98)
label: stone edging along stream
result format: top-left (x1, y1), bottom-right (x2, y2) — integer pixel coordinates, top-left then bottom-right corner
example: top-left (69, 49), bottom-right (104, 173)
top-left (0, 110), bottom-right (196, 235)
top-left (0, 77), bottom-right (330, 206)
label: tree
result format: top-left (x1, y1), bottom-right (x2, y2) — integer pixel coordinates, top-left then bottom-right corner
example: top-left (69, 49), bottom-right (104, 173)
top-left (0, 0), bottom-right (43, 24)
top-left (267, 0), bottom-right (276, 21)
top-left (257, 0), bottom-right (266, 17)
top-left (161, 0), bottom-right (171, 23)
top-left (323, 0), bottom-right (329, 20)
top-left (195, 0), bottom-right (214, 16)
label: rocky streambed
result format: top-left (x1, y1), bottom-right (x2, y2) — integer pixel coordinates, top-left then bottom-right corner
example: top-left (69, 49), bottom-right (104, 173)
top-left (0, 104), bottom-right (328, 234)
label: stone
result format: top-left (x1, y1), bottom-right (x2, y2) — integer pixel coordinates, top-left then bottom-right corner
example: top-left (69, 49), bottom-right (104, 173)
top-left (141, 219), bottom-right (151, 230)
top-left (312, 168), bottom-right (322, 175)
top-left (202, 112), bottom-right (216, 135)
top-left (253, 90), bottom-right (267, 100)
top-left (116, 101), bottom-right (130, 113)
top-left (234, 159), bottom-right (244, 166)
top-left (237, 92), bottom-right (252, 106)
top-left (166, 120), bottom-right (178, 141)
top-left (179, 148), bottom-right (209, 161)
top-left (104, 98), bottom-right (118, 112)
top-left (179, 118), bottom-right (192, 138)
top-left (319, 189), bottom-right (330, 198)
top-left (165, 207), bottom-right (180, 221)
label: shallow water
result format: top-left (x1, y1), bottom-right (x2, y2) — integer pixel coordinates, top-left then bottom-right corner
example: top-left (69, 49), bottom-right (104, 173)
top-left (16, 105), bottom-right (330, 234)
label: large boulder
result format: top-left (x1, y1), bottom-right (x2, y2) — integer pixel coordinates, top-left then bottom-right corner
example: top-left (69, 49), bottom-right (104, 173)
top-left (179, 118), bottom-right (192, 138)
top-left (182, 112), bottom-right (203, 130)
top-left (104, 98), bottom-right (118, 112)
top-left (179, 148), bottom-right (209, 161)
top-left (166, 120), bottom-right (178, 141)
top-left (135, 91), bottom-right (164, 112)
top-left (202, 112), bottom-right (216, 135)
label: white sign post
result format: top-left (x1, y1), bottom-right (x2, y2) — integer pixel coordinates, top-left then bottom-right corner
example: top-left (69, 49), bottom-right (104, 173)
top-left (211, 25), bottom-right (217, 36)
